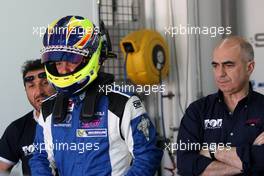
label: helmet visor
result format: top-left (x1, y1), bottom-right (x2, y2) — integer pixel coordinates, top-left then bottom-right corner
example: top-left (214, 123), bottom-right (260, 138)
top-left (42, 51), bottom-right (85, 64)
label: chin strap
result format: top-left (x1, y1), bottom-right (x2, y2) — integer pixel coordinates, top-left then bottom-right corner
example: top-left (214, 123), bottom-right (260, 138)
top-left (52, 73), bottom-right (114, 124)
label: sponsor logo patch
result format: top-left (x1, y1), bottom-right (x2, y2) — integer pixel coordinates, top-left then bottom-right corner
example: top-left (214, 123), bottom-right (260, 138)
top-left (137, 116), bottom-right (150, 141)
top-left (54, 100), bottom-right (74, 128)
top-left (204, 119), bottom-right (223, 129)
top-left (54, 114), bottom-right (72, 128)
top-left (22, 144), bottom-right (35, 156)
top-left (245, 118), bottom-right (262, 127)
top-left (80, 118), bottom-right (102, 128)
top-left (79, 111), bottom-right (104, 128)
top-left (133, 100), bottom-right (142, 109)
top-left (76, 128), bottom-right (107, 138)
top-left (67, 100), bottom-right (74, 112)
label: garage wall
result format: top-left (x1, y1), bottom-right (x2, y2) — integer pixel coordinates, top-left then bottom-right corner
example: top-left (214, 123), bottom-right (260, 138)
top-left (145, 0), bottom-right (222, 175)
top-left (237, 0), bottom-right (264, 93)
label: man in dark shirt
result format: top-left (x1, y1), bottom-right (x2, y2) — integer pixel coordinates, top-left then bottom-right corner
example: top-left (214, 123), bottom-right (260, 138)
top-left (0, 59), bottom-right (54, 175)
top-left (177, 36), bottom-right (264, 175)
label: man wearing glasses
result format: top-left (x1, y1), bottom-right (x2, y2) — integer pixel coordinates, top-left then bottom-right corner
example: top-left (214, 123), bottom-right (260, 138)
top-left (0, 59), bottom-right (54, 175)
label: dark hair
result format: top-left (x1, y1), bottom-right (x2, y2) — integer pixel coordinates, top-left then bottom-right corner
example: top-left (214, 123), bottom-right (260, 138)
top-left (21, 59), bottom-right (44, 80)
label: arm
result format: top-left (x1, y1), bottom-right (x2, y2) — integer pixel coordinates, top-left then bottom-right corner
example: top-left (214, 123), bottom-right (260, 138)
top-left (200, 148), bottom-right (242, 175)
top-left (0, 162), bottom-right (12, 171)
top-left (121, 96), bottom-right (163, 176)
top-left (201, 131), bottom-right (264, 174)
top-left (177, 102), bottom-right (243, 176)
top-left (236, 131), bottom-right (264, 173)
top-left (29, 116), bottom-right (54, 176)
top-left (0, 122), bottom-right (19, 172)
top-left (200, 147), bottom-right (242, 170)
top-left (215, 147), bottom-right (242, 169)
top-left (201, 161), bottom-right (241, 176)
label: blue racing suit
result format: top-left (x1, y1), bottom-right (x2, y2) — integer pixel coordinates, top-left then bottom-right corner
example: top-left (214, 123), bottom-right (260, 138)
top-left (29, 79), bottom-right (163, 176)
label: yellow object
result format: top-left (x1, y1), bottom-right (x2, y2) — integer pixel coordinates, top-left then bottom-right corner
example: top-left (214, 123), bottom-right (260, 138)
top-left (45, 40), bottom-right (102, 89)
top-left (120, 29), bottom-right (169, 85)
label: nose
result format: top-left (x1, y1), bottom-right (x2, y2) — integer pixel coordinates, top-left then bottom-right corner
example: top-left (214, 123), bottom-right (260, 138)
top-left (216, 65), bottom-right (226, 78)
top-left (57, 62), bottom-right (73, 74)
top-left (34, 83), bottom-right (45, 97)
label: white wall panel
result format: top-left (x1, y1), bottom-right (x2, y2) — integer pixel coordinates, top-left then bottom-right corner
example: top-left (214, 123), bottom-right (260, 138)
top-left (237, 0), bottom-right (264, 93)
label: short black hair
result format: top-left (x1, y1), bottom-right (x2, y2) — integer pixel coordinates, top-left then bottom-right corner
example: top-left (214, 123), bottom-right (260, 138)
top-left (21, 59), bottom-right (44, 81)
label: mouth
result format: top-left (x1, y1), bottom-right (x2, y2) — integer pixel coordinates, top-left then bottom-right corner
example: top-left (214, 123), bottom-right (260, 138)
top-left (217, 80), bottom-right (229, 84)
top-left (35, 97), bottom-right (45, 105)
top-left (216, 81), bottom-right (231, 88)
top-left (35, 100), bottom-right (42, 108)
top-left (218, 82), bottom-right (228, 84)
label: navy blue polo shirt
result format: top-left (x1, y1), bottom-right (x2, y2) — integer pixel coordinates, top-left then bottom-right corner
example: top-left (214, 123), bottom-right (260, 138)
top-left (177, 85), bottom-right (264, 176)
top-left (0, 111), bottom-right (36, 175)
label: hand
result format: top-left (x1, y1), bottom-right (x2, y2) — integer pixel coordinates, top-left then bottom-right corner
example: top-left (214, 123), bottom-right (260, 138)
top-left (0, 161), bottom-right (12, 171)
top-left (253, 131), bottom-right (264, 145)
top-left (200, 149), bottom-right (211, 158)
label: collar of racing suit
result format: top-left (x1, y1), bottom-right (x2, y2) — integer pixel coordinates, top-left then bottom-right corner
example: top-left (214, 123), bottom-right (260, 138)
top-left (52, 72), bottom-right (114, 124)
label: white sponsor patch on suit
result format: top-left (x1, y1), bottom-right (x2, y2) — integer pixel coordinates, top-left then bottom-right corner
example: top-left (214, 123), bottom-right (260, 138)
top-left (137, 116), bottom-right (150, 141)
top-left (76, 128), bottom-right (108, 137)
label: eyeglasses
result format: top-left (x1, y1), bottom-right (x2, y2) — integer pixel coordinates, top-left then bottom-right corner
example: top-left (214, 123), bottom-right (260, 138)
top-left (24, 72), bottom-right (47, 83)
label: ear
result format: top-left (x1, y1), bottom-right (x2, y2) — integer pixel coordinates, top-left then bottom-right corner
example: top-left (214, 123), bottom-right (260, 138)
top-left (247, 60), bottom-right (255, 75)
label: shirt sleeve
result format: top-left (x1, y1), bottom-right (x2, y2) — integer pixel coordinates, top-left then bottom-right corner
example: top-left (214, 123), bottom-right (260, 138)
top-left (237, 142), bottom-right (264, 174)
top-left (176, 102), bottom-right (213, 176)
top-left (236, 115), bottom-right (264, 174)
top-left (0, 122), bottom-right (20, 165)
top-left (121, 96), bottom-right (163, 176)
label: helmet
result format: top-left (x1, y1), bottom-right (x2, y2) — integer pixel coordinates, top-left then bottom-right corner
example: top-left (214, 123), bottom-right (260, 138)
top-left (41, 15), bottom-right (103, 95)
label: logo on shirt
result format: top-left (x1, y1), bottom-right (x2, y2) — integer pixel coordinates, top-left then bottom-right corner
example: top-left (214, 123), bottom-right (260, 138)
top-left (80, 111), bottom-right (105, 128)
top-left (245, 118), bottom-right (262, 127)
top-left (54, 100), bottom-right (74, 128)
top-left (22, 144), bottom-right (35, 156)
top-left (137, 116), bottom-right (150, 141)
top-left (94, 111), bottom-right (105, 116)
top-left (133, 100), bottom-right (142, 109)
top-left (54, 114), bottom-right (72, 128)
top-left (67, 100), bottom-right (74, 112)
top-left (76, 128), bottom-right (107, 137)
top-left (204, 119), bottom-right (223, 129)
top-left (80, 118), bottom-right (102, 128)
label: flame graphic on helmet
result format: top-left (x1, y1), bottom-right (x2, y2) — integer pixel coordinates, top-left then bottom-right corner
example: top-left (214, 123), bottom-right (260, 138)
top-left (46, 16), bottom-right (94, 49)
top-left (66, 17), bottom-right (94, 49)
